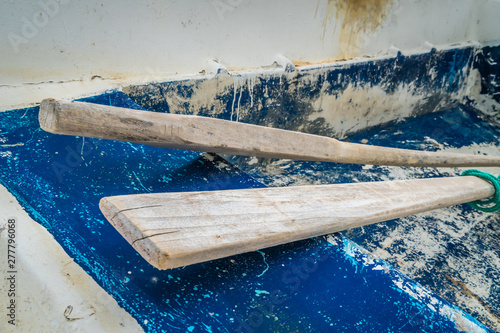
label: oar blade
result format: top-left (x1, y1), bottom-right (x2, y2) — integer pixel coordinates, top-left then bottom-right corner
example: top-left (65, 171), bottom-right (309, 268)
top-left (99, 176), bottom-right (493, 269)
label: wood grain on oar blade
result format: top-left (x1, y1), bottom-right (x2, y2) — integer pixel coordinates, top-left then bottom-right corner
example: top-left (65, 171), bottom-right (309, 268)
top-left (39, 99), bottom-right (500, 167)
top-left (99, 176), bottom-right (494, 269)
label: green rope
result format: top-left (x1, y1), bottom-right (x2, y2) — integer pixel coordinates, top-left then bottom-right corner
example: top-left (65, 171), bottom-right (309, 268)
top-left (461, 169), bottom-right (500, 213)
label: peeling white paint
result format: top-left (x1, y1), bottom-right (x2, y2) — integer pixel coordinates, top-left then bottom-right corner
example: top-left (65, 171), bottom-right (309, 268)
top-left (441, 305), bottom-right (487, 333)
top-left (231, 73), bottom-right (257, 121)
top-left (308, 82), bottom-right (422, 137)
top-left (326, 233), bottom-right (488, 333)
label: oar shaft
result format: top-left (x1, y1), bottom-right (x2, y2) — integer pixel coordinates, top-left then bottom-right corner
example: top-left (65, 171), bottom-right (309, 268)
top-left (100, 176), bottom-right (494, 269)
top-left (39, 99), bottom-right (500, 167)
top-left (334, 142), bottom-right (500, 167)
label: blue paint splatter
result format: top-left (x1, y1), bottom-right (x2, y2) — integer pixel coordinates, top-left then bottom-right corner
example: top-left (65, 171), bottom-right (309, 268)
top-left (0, 91), bottom-right (493, 332)
top-left (256, 250), bottom-right (269, 277)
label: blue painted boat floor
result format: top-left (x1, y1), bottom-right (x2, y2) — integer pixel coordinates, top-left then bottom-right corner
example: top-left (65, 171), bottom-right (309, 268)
top-left (0, 91), bottom-right (497, 332)
top-left (226, 103), bottom-right (500, 331)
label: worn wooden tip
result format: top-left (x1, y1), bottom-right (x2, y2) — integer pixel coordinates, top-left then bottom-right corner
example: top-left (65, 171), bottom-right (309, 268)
top-left (99, 196), bottom-right (184, 269)
top-left (39, 98), bottom-right (59, 133)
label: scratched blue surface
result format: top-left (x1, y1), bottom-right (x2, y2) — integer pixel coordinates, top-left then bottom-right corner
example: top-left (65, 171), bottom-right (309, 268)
top-left (125, 46), bottom-right (473, 139)
top-left (0, 91), bottom-right (492, 332)
top-left (474, 45), bottom-right (500, 106)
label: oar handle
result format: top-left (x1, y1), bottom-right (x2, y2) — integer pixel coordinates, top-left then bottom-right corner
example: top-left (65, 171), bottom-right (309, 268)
top-left (39, 99), bottom-right (500, 167)
top-left (335, 142), bottom-right (500, 167)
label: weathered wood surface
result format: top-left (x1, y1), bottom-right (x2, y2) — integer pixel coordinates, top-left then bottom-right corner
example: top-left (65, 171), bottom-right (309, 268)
top-left (39, 99), bottom-right (500, 167)
top-left (99, 176), bottom-right (494, 269)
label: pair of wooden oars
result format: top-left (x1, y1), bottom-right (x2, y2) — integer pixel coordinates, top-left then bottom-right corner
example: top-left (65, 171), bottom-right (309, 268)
top-left (39, 99), bottom-right (500, 269)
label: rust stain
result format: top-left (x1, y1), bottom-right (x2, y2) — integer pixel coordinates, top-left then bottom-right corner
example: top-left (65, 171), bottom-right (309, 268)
top-left (445, 274), bottom-right (500, 325)
top-left (291, 59), bottom-right (346, 67)
top-left (320, 0), bottom-right (395, 59)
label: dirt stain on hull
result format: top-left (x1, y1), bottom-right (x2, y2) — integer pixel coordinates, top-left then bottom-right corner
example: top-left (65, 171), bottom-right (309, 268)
top-left (319, 0), bottom-right (395, 59)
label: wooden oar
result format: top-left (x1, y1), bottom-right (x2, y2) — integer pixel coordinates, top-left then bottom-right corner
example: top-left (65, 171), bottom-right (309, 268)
top-left (39, 99), bottom-right (500, 167)
top-left (99, 176), bottom-right (494, 269)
